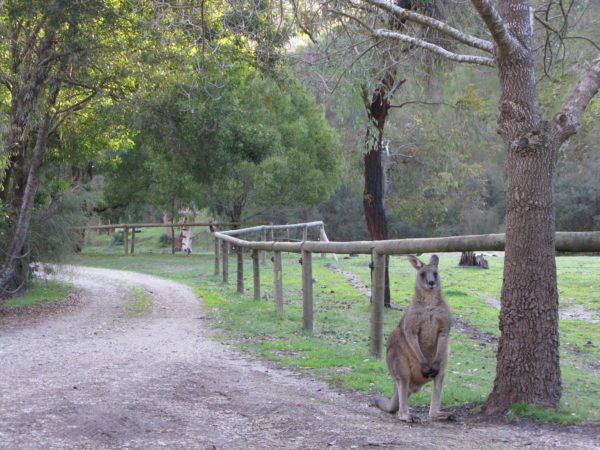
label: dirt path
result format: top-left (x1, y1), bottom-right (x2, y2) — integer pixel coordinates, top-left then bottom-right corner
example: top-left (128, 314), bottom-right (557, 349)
top-left (0, 267), bottom-right (598, 449)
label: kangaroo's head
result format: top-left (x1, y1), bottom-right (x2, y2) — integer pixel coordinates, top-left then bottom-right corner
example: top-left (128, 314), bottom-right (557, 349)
top-left (407, 254), bottom-right (440, 292)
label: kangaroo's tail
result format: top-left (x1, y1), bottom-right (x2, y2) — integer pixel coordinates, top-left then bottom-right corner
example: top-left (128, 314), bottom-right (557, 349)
top-left (371, 385), bottom-right (399, 413)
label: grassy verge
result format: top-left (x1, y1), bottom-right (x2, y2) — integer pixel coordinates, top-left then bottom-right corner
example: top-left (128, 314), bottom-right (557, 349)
top-left (66, 252), bottom-right (600, 424)
top-left (82, 226), bottom-right (216, 255)
top-left (125, 286), bottom-right (153, 316)
top-left (3, 278), bottom-right (72, 309)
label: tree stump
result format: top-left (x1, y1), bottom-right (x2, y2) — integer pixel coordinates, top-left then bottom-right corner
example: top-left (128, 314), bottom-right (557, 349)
top-left (459, 251), bottom-right (489, 269)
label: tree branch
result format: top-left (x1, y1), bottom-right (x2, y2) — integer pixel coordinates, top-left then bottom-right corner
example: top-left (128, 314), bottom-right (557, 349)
top-left (49, 91), bottom-right (97, 136)
top-left (554, 56), bottom-right (600, 144)
top-left (389, 100), bottom-right (455, 109)
top-left (534, 14), bottom-right (600, 52)
top-left (361, 0), bottom-right (494, 54)
top-left (372, 29), bottom-right (495, 67)
top-left (469, 0), bottom-right (521, 54)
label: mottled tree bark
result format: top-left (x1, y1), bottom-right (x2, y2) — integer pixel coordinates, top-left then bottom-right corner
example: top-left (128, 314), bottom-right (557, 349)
top-left (485, 0), bottom-right (561, 412)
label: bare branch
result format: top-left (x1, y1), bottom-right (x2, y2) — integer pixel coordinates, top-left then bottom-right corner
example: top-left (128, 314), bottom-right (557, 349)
top-left (330, 40), bottom-right (382, 93)
top-left (372, 29), bottom-right (495, 67)
top-left (49, 91), bottom-right (97, 136)
top-left (534, 14), bottom-right (600, 52)
top-left (329, 9), bottom-right (374, 33)
top-left (361, 0), bottom-right (494, 54)
top-left (389, 100), bottom-right (455, 109)
top-left (554, 56), bottom-right (600, 143)
top-left (469, 0), bottom-right (521, 54)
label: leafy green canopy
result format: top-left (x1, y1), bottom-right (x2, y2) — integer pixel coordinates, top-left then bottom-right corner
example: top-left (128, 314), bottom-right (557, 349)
top-left (106, 65), bottom-right (341, 221)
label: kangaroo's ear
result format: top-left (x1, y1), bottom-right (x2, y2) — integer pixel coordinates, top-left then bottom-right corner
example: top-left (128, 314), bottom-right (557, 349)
top-left (407, 255), bottom-right (424, 270)
top-left (429, 255), bottom-right (439, 267)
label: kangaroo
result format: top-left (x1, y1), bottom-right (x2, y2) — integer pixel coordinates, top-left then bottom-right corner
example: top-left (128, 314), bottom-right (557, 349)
top-left (373, 254), bottom-right (453, 422)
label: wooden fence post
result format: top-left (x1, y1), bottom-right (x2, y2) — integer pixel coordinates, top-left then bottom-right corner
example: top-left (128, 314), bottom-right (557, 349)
top-left (260, 228), bottom-right (267, 264)
top-left (319, 225), bottom-right (325, 258)
top-left (171, 226), bottom-right (175, 255)
top-left (273, 251), bottom-right (283, 314)
top-left (130, 227), bottom-right (136, 254)
top-left (302, 249), bottom-right (313, 331)
top-left (214, 238), bottom-right (220, 276)
top-left (123, 227), bottom-right (129, 255)
top-left (237, 246), bottom-right (244, 294)
top-left (222, 241), bottom-right (229, 283)
top-left (252, 249), bottom-right (260, 300)
top-left (370, 250), bottom-right (385, 358)
top-left (302, 226), bottom-right (308, 242)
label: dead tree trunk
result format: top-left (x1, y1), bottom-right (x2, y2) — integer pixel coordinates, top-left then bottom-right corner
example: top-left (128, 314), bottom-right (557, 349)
top-left (363, 134), bottom-right (392, 308)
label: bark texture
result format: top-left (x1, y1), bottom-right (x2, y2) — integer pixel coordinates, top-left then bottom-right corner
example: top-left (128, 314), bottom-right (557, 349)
top-left (486, 0), bottom-right (561, 412)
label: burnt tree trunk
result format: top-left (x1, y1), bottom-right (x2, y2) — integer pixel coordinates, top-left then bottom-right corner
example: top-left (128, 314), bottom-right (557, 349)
top-left (363, 135), bottom-right (391, 308)
top-left (362, 1), bottom-right (413, 308)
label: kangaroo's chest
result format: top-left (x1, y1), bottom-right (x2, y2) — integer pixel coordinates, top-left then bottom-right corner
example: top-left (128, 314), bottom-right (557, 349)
top-left (412, 308), bottom-right (446, 351)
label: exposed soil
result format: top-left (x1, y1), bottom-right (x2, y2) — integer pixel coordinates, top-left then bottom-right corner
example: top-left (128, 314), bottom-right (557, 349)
top-left (327, 263), bottom-right (372, 298)
top-left (1, 266), bottom-right (599, 449)
top-left (483, 294), bottom-right (599, 323)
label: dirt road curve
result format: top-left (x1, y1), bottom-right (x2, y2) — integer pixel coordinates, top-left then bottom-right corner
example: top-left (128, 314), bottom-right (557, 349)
top-left (0, 266), bottom-right (598, 449)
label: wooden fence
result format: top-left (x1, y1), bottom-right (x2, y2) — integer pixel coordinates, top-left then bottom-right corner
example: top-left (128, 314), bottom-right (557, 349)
top-left (76, 222), bottom-right (239, 255)
top-left (214, 223), bottom-right (600, 358)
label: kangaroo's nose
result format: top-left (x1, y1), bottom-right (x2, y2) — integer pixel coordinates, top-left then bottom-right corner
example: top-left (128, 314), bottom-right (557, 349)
top-left (428, 280), bottom-right (436, 287)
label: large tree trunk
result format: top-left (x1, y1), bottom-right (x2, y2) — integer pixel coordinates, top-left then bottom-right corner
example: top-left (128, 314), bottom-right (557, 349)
top-left (486, 0), bottom-right (560, 412)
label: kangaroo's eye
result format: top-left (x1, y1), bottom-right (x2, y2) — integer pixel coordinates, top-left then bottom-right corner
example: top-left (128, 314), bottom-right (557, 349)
top-left (420, 273), bottom-right (426, 278)
top-left (433, 272), bottom-right (438, 278)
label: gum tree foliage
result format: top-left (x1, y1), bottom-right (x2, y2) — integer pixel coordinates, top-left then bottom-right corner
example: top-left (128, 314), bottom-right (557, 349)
top-left (315, 0), bottom-right (600, 413)
top-left (106, 66), bottom-right (341, 225)
top-left (0, 0), bottom-right (148, 294)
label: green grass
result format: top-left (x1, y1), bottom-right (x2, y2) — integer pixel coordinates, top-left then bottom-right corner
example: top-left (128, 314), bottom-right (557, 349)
top-left (125, 286), bottom-right (153, 316)
top-left (508, 402), bottom-right (582, 425)
top-left (82, 226), bottom-right (216, 255)
top-left (3, 278), bottom-right (72, 309)
top-left (66, 251), bottom-right (600, 424)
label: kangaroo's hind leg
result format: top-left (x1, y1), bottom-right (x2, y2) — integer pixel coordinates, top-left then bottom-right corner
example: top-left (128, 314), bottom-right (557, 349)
top-left (428, 372), bottom-right (456, 421)
top-left (396, 377), bottom-right (420, 423)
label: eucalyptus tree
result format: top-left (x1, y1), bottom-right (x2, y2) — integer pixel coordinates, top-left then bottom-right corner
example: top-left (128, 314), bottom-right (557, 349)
top-left (324, 0), bottom-right (600, 413)
top-left (119, 66), bottom-right (341, 225)
top-left (0, 0), bottom-right (150, 294)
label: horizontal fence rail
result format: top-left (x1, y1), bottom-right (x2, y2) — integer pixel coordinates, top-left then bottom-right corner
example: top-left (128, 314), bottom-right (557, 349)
top-left (214, 224), bottom-right (600, 358)
top-left (76, 222), bottom-right (239, 255)
top-left (74, 222), bottom-right (239, 230)
top-left (215, 231), bottom-right (600, 254)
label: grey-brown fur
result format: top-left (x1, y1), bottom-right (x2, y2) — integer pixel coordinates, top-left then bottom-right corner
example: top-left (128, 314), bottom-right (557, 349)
top-left (373, 255), bottom-right (453, 422)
